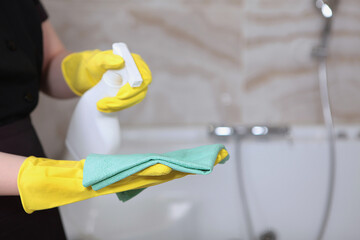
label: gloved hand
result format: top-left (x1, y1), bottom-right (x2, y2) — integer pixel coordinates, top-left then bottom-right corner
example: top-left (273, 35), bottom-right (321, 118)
top-left (61, 50), bottom-right (152, 112)
top-left (17, 146), bottom-right (229, 214)
top-left (18, 157), bottom-right (172, 214)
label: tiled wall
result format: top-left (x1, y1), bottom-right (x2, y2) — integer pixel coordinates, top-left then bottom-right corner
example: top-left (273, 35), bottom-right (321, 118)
top-left (242, 0), bottom-right (360, 125)
top-left (32, 0), bottom-right (360, 156)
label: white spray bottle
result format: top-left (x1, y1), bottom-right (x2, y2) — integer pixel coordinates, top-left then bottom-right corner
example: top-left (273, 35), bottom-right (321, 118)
top-left (65, 42), bottom-right (143, 160)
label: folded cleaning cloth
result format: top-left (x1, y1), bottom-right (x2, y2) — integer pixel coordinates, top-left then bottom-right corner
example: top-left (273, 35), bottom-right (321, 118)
top-left (83, 144), bottom-right (229, 201)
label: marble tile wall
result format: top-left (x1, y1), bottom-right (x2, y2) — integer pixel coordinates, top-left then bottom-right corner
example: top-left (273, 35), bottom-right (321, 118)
top-left (32, 0), bottom-right (360, 156)
top-left (242, 0), bottom-right (360, 125)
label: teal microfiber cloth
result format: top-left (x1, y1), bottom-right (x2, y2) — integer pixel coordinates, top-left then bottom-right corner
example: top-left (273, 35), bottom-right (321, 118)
top-left (116, 188), bottom-right (146, 202)
top-left (82, 144), bottom-right (229, 201)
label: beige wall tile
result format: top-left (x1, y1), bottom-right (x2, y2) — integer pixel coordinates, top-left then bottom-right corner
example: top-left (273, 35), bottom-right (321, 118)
top-left (40, 0), bottom-right (243, 125)
top-left (241, 0), bottom-right (360, 124)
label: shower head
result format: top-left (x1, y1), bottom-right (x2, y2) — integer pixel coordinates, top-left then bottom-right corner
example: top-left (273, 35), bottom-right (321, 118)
top-left (314, 0), bottom-right (339, 18)
top-left (312, 0), bottom-right (339, 59)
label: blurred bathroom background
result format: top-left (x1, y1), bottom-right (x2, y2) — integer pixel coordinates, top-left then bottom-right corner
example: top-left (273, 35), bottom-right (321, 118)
top-left (32, 0), bottom-right (360, 239)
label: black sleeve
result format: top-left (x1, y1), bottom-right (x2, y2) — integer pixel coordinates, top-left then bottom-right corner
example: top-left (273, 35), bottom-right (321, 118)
top-left (33, 0), bottom-right (48, 22)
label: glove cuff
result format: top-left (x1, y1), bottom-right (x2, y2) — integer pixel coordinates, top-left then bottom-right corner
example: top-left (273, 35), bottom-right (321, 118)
top-left (17, 156), bottom-right (88, 214)
top-left (17, 156), bottom-right (35, 213)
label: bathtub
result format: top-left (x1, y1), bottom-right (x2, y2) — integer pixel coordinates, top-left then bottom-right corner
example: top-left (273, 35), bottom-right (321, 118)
top-left (59, 125), bottom-right (360, 240)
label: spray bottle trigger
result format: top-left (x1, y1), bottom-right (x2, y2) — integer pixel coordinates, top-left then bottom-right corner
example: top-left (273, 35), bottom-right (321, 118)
top-left (112, 43), bottom-right (143, 88)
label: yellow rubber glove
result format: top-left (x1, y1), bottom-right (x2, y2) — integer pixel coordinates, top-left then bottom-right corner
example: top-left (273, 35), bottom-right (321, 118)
top-left (17, 149), bottom-right (228, 214)
top-left (61, 50), bottom-right (152, 112)
top-left (96, 54), bottom-right (152, 113)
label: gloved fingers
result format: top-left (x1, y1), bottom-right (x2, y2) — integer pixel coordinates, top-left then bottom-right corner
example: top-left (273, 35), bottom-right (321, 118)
top-left (96, 150), bottom-right (229, 199)
top-left (115, 82), bottom-right (148, 100)
top-left (216, 149), bottom-right (229, 165)
top-left (135, 164), bottom-right (173, 176)
top-left (86, 50), bottom-right (125, 83)
top-left (98, 50), bottom-right (125, 69)
top-left (133, 150), bottom-right (228, 177)
top-left (115, 53), bottom-right (152, 99)
top-left (132, 53), bottom-right (152, 84)
top-left (89, 50), bottom-right (125, 70)
top-left (96, 88), bottom-right (147, 113)
top-left (118, 150), bottom-right (227, 179)
top-left (100, 169), bottom-right (190, 196)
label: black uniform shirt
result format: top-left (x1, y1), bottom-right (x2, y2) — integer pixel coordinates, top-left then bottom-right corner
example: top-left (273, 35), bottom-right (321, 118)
top-left (0, 0), bottom-right (48, 126)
